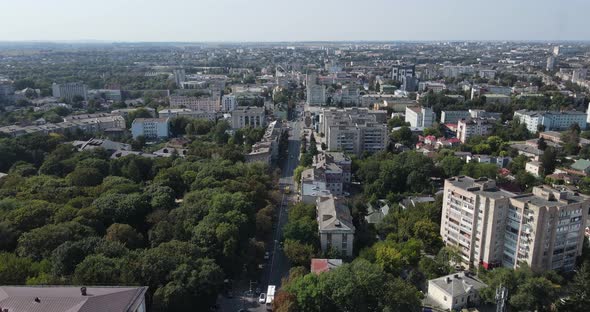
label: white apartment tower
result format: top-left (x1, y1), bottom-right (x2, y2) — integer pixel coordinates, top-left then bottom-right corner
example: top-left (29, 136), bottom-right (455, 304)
top-left (405, 106), bottom-right (435, 128)
top-left (441, 176), bottom-right (590, 272)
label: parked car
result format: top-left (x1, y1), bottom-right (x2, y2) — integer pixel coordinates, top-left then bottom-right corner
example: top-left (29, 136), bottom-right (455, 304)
top-left (259, 293), bottom-right (266, 304)
top-left (264, 251), bottom-right (270, 260)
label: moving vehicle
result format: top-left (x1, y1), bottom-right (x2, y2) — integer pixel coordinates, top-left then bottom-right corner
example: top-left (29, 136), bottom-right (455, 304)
top-left (284, 185), bottom-right (291, 194)
top-left (265, 285), bottom-right (276, 311)
top-left (259, 293), bottom-right (266, 304)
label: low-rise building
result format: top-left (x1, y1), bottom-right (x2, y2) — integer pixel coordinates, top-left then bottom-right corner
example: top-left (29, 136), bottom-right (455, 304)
top-left (131, 118), bottom-right (170, 139)
top-left (466, 154), bottom-right (511, 168)
top-left (158, 108), bottom-right (217, 121)
top-left (311, 258), bottom-right (343, 274)
top-left (231, 106), bottom-right (266, 129)
top-left (526, 161), bottom-right (543, 177)
top-left (514, 110), bottom-right (588, 133)
top-left (0, 285), bottom-right (148, 312)
top-left (245, 120), bottom-right (282, 164)
top-left (425, 272), bottom-right (487, 311)
top-left (365, 200), bottom-right (390, 224)
top-left (317, 195), bottom-right (355, 257)
top-left (169, 95), bottom-right (221, 112)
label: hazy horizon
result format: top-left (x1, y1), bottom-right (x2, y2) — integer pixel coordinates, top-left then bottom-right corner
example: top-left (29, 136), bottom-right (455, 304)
top-left (1, 0), bottom-right (589, 42)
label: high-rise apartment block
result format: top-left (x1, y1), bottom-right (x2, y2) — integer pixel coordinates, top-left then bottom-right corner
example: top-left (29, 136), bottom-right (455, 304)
top-left (391, 64), bottom-right (415, 82)
top-left (405, 106), bottom-right (435, 128)
top-left (318, 108), bottom-right (388, 156)
top-left (441, 176), bottom-right (589, 272)
top-left (307, 84), bottom-right (326, 106)
top-left (52, 82), bottom-right (88, 102)
top-left (222, 94), bottom-right (237, 112)
top-left (456, 118), bottom-right (494, 143)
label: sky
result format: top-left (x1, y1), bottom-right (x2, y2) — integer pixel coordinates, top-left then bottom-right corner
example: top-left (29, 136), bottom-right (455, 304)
top-left (1, 0), bottom-right (589, 42)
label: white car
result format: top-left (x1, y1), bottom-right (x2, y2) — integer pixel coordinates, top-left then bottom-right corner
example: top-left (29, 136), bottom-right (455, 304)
top-left (259, 293), bottom-right (266, 304)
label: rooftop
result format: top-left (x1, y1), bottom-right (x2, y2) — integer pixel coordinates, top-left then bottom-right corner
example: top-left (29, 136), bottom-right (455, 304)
top-left (429, 272), bottom-right (487, 297)
top-left (0, 285), bottom-right (147, 312)
top-left (310, 258), bottom-right (343, 274)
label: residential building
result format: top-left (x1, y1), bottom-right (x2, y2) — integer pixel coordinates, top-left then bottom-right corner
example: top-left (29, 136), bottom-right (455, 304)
top-left (222, 94), bottom-right (237, 112)
top-left (111, 107), bottom-right (156, 118)
top-left (504, 185), bottom-right (589, 271)
top-left (307, 84), bottom-right (326, 106)
top-left (337, 85), bottom-right (360, 106)
top-left (317, 195), bottom-right (355, 257)
top-left (0, 286), bottom-right (148, 312)
top-left (319, 108), bottom-right (388, 156)
top-left (442, 66), bottom-right (474, 78)
top-left (442, 176), bottom-right (590, 272)
top-left (418, 82), bottom-right (446, 93)
top-left (158, 108), bottom-right (217, 121)
top-left (72, 138), bottom-right (131, 152)
top-left (405, 106), bottom-right (435, 128)
top-left (484, 94), bottom-right (510, 104)
top-left (0, 79), bottom-right (14, 101)
top-left (456, 118), bottom-right (494, 143)
top-left (441, 111), bottom-right (470, 123)
top-left (570, 159), bottom-right (590, 175)
top-left (173, 69), bottom-right (186, 87)
top-left (525, 161), bottom-right (543, 177)
top-left (479, 70), bottom-right (497, 79)
top-left (572, 69), bottom-right (587, 83)
top-left (513, 110), bottom-right (587, 133)
top-left (245, 120), bottom-right (282, 164)
top-left (547, 56), bottom-right (556, 71)
top-left (169, 95), bottom-right (221, 112)
top-left (391, 64), bottom-right (415, 82)
top-left (311, 258), bottom-right (343, 274)
top-left (466, 154), bottom-right (511, 168)
top-left (52, 82), bottom-right (88, 102)
top-left (131, 118), bottom-right (170, 139)
top-left (365, 200), bottom-right (390, 224)
top-left (425, 272), bottom-right (487, 311)
top-left (88, 89), bottom-right (122, 101)
top-left (301, 168), bottom-right (331, 204)
top-left (441, 177), bottom-right (515, 270)
top-left (231, 106), bottom-right (266, 129)
top-left (301, 152), bottom-right (351, 203)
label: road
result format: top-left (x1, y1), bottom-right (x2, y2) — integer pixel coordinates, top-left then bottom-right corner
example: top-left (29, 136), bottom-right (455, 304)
top-left (218, 105), bottom-right (303, 312)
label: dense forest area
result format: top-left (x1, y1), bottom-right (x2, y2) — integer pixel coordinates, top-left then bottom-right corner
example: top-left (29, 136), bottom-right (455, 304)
top-left (0, 127), bottom-right (278, 311)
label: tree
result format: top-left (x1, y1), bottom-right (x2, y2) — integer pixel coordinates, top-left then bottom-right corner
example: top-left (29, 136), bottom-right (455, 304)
top-left (284, 239), bottom-right (315, 266)
top-left (16, 222), bottom-right (94, 261)
top-left (439, 156), bottom-right (464, 177)
top-left (283, 217), bottom-right (318, 244)
top-left (557, 262), bottom-right (590, 312)
top-left (541, 146), bottom-right (557, 175)
top-left (537, 137), bottom-right (547, 151)
top-left (105, 223), bottom-right (144, 248)
top-left (391, 126), bottom-right (414, 146)
top-left (0, 252), bottom-right (37, 284)
top-left (374, 243), bottom-right (403, 275)
top-left (66, 167), bottom-right (104, 186)
top-left (73, 254), bottom-right (122, 284)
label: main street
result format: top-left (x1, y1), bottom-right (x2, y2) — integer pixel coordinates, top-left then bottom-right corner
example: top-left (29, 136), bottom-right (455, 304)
top-left (218, 105), bottom-right (303, 312)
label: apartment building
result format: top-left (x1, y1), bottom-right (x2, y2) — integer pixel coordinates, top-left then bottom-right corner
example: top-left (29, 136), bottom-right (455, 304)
top-left (222, 94), bottom-right (237, 112)
top-left (317, 195), bottom-right (355, 257)
top-left (52, 82), bottom-right (88, 102)
top-left (307, 84), bottom-right (327, 106)
top-left (504, 186), bottom-right (589, 272)
top-left (301, 151), bottom-right (352, 204)
top-left (405, 106), bottom-right (435, 128)
top-left (158, 108), bottom-right (216, 121)
top-left (391, 64), bottom-right (415, 82)
top-left (131, 118), bottom-right (170, 139)
top-left (456, 118), bottom-right (494, 143)
top-left (231, 106), bottom-right (266, 129)
top-left (441, 176), bottom-right (590, 272)
top-left (514, 110), bottom-right (588, 133)
top-left (169, 95), bottom-right (221, 112)
top-left (441, 111), bottom-right (470, 124)
top-left (319, 108), bottom-right (388, 156)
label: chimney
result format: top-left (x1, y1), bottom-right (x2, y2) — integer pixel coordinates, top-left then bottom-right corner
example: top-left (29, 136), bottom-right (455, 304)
top-left (80, 287), bottom-right (87, 296)
top-left (34, 297), bottom-right (41, 303)
top-left (445, 277), bottom-right (451, 283)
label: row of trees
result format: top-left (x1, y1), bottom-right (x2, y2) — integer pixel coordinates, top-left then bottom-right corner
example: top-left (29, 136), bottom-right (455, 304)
top-left (0, 124), bottom-right (278, 311)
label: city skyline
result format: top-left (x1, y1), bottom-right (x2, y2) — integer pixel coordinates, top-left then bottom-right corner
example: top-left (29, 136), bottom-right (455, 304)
top-left (1, 0), bottom-right (589, 42)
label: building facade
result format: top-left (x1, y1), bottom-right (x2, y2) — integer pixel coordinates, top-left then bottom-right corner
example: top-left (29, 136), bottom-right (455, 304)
top-left (441, 176), bottom-right (590, 272)
top-left (317, 195), bottom-right (355, 257)
top-left (52, 82), bottom-right (88, 102)
top-left (405, 106), bottom-right (435, 128)
top-left (231, 106), bottom-right (266, 129)
top-left (319, 108), bottom-right (388, 156)
top-left (456, 118), bottom-right (494, 143)
top-left (169, 95), bottom-right (221, 112)
top-left (131, 118), bottom-right (170, 139)
top-left (307, 84), bottom-right (327, 106)
top-left (222, 94), bottom-right (237, 112)
top-left (513, 110), bottom-right (588, 133)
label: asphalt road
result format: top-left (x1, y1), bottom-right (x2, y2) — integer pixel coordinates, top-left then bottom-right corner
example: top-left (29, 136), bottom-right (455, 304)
top-left (218, 106), bottom-right (303, 312)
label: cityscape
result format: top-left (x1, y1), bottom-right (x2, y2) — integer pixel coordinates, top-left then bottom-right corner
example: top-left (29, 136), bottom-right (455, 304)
top-left (1, 1), bottom-right (590, 312)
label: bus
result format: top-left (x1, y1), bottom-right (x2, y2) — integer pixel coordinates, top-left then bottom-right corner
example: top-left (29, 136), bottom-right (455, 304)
top-left (265, 285), bottom-right (276, 311)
